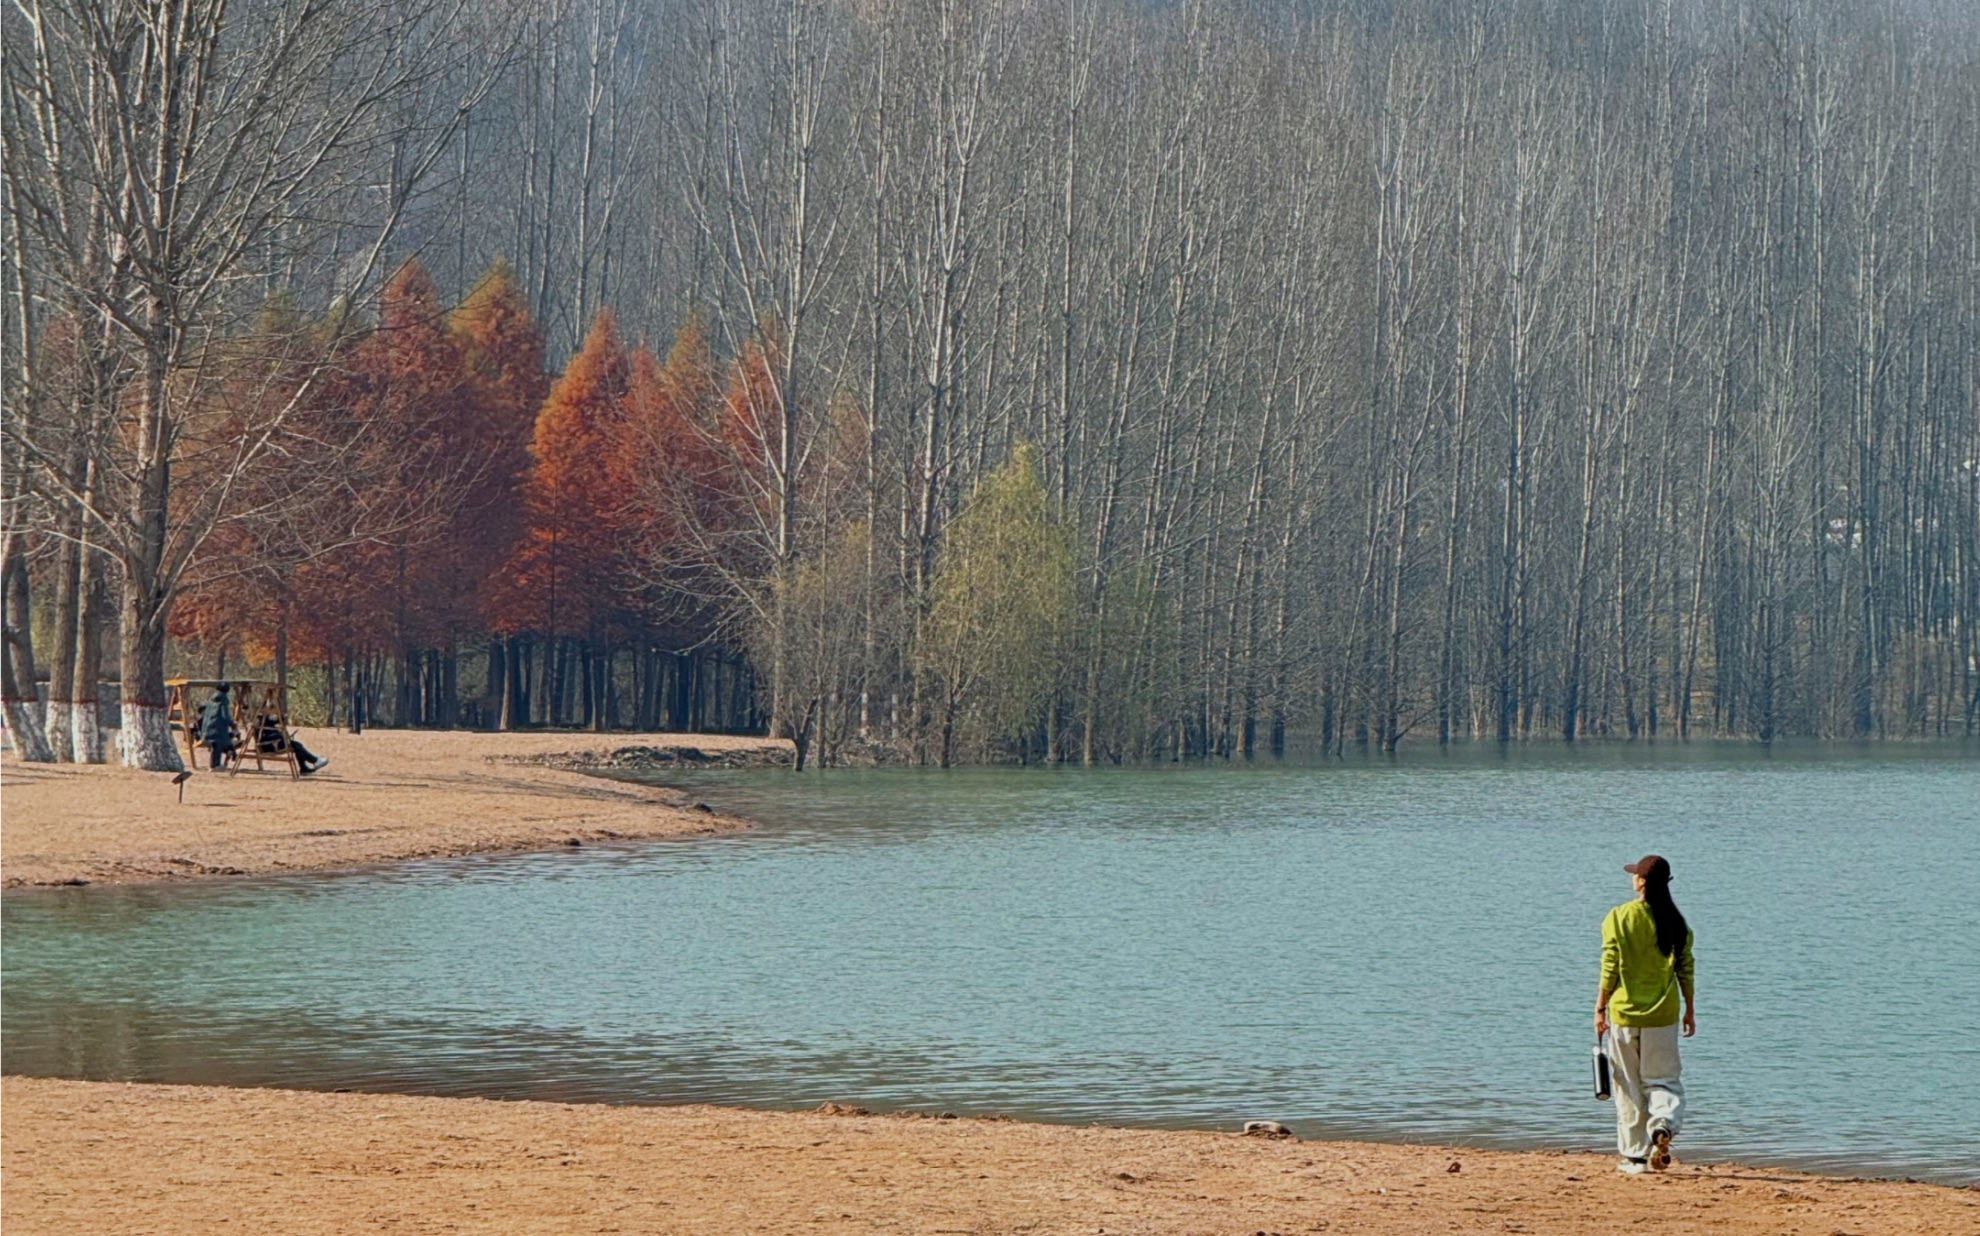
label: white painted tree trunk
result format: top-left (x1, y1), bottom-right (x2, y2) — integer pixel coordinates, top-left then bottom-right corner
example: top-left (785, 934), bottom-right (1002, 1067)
top-left (117, 703), bottom-right (181, 771)
top-left (2, 547), bottom-right (51, 760)
top-left (43, 702), bottom-right (75, 762)
top-left (73, 701), bottom-right (105, 764)
top-left (4, 702), bottom-right (55, 761)
top-left (118, 566), bottom-right (183, 772)
top-left (72, 563), bottom-right (106, 763)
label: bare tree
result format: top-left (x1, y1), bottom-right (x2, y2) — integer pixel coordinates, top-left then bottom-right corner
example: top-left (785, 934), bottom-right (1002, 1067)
top-left (4, 0), bottom-right (509, 767)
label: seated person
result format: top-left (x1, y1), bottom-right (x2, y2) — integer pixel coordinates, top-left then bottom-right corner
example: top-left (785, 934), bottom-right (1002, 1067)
top-left (255, 714), bottom-right (329, 776)
top-left (197, 685), bottom-right (238, 769)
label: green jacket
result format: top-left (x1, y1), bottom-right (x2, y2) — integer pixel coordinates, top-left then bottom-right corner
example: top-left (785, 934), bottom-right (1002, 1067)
top-left (1600, 899), bottom-right (1694, 1027)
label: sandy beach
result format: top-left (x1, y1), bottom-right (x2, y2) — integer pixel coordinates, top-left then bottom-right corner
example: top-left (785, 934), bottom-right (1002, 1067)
top-left (5, 1077), bottom-right (1972, 1235)
top-left (0, 728), bottom-right (786, 887)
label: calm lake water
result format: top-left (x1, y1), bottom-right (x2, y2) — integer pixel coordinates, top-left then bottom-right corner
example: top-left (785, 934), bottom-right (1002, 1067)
top-left (5, 742), bottom-right (1977, 1182)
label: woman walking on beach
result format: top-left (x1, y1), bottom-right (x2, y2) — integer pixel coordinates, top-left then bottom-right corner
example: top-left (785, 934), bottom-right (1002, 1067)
top-left (1595, 854), bottom-right (1695, 1175)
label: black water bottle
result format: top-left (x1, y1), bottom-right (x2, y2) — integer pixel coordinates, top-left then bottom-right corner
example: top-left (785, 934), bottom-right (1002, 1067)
top-left (1592, 1034), bottom-right (1612, 1101)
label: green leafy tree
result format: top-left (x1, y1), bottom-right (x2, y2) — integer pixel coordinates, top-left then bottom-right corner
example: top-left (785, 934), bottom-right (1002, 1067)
top-left (922, 443), bottom-right (1074, 766)
top-left (773, 520), bottom-right (872, 771)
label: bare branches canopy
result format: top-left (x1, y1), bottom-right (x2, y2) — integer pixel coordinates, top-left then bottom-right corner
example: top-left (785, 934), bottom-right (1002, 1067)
top-left (5, 0), bottom-right (1976, 766)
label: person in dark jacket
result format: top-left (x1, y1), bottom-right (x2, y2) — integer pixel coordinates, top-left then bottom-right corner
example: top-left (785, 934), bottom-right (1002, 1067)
top-left (198, 685), bottom-right (238, 769)
top-left (254, 714), bottom-right (329, 775)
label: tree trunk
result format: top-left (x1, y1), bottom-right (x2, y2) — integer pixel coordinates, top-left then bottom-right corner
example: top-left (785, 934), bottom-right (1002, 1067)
top-left (498, 636), bottom-right (518, 729)
top-left (1, 653), bottom-right (52, 761)
top-left (116, 574), bottom-right (182, 771)
top-left (44, 527), bottom-right (82, 761)
top-left (515, 636), bottom-right (535, 728)
top-left (71, 549), bottom-right (106, 762)
top-left (1, 537), bottom-right (53, 761)
top-left (485, 638), bottom-right (505, 730)
top-left (1, 540), bottom-right (54, 760)
top-left (544, 636), bottom-right (562, 726)
top-left (345, 649), bottom-right (361, 733)
top-left (592, 642), bottom-right (610, 732)
top-left (273, 582), bottom-right (291, 728)
top-left (578, 639), bottom-right (595, 729)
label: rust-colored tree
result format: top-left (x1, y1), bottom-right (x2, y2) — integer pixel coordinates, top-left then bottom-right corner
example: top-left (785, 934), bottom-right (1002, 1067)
top-left (618, 316), bottom-right (731, 592)
top-left (452, 258), bottom-right (548, 574)
top-left (495, 309), bottom-right (633, 727)
top-left (283, 259), bottom-right (481, 728)
top-left (606, 316), bottom-right (756, 731)
top-left (717, 325), bottom-right (789, 567)
top-left (451, 258), bottom-right (549, 728)
top-left (169, 298), bottom-right (346, 703)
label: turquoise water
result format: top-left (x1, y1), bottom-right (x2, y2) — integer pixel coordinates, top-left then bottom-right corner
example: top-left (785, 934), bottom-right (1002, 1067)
top-left (4, 742), bottom-right (1977, 1182)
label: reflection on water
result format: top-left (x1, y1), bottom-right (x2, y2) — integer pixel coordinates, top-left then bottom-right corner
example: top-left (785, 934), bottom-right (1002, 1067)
top-left (5, 741), bottom-right (1978, 1183)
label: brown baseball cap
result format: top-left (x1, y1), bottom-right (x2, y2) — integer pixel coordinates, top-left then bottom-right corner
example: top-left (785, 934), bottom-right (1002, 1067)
top-left (1624, 854), bottom-right (1671, 881)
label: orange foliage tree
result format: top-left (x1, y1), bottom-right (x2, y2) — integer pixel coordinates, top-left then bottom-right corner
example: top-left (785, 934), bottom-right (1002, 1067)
top-left (501, 307), bottom-right (632, 634)
top-left (492, 309), bottom-right (636, 726)
top-left (169, 298), bottom-right (348, 687)
top-left (451, 258), bottom-right (548, 609)
top-left (283, 259), bottom-right (486, 725)
top-left (616, 316), bottom-right (732, 602)
top-left (447, 258), bottom-right (549, 726)
top-left (174, 274), bottom-right (785, 735)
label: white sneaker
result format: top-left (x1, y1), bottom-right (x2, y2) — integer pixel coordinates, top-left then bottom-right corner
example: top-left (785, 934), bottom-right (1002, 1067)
top-left (1649, 1129), bottom-right (1673, 1171)
top-left (1617, 1158), bottom-right (1648, 1175)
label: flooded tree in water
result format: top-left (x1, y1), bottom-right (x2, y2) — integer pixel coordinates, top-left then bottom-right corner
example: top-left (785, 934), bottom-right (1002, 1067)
top-left (922, 444), bottom-right (1075, 767)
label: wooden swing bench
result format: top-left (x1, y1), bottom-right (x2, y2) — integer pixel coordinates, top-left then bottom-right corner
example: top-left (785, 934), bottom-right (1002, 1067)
top-left (165, 677), bottom-right (303, 779)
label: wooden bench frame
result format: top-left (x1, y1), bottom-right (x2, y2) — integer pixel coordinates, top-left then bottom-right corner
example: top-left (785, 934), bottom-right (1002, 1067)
top-left (165, 678), bottom-right (302, 779)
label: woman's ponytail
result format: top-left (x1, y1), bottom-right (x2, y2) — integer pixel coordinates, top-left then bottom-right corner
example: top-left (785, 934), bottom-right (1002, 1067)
top-left (1644, 877), bottom-right (1688, 959)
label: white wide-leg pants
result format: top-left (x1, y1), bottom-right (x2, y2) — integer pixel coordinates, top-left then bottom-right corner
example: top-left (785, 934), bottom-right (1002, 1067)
top-left (1607, 1023), bottom-right (1684, 1159)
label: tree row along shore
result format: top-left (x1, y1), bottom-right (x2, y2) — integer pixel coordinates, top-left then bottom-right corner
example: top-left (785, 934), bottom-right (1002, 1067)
top-left (5, 0), bottom-right (1976, 772)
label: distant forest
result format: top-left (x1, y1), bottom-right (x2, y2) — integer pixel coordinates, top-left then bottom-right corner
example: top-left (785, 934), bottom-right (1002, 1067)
top-left (4, 0), bottom-right (1976, 770)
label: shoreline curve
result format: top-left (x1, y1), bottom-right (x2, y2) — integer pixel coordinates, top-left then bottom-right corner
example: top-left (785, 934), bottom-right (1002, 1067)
top-left (0, 728), bottom-right (790, 889)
